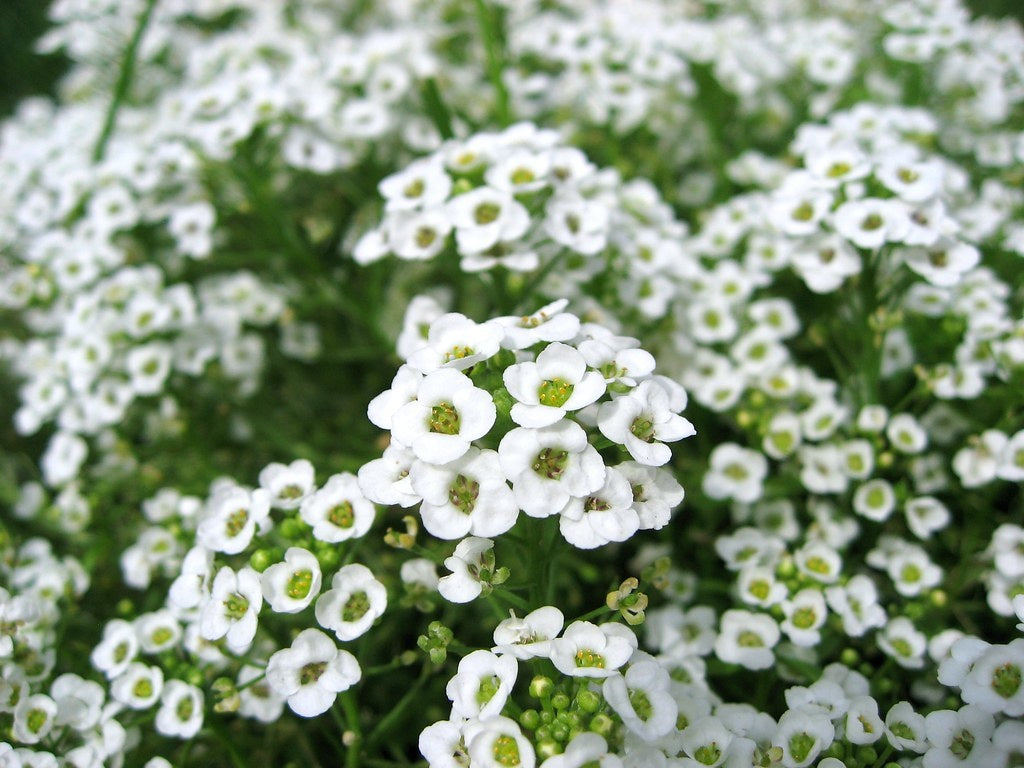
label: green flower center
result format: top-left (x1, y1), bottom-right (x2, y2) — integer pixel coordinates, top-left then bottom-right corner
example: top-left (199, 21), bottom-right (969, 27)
top-left (694, 744), bottom-right (722, 766)
top-left (866, 486), bottom-right (886, 508)
top-left (510, 167), bottom-right (535, 185)
top-left (113, 641), bottom-right (129, 663)
top-left (134, 678), bottom-right (153, 700)
top-left (889, 638), bottom-right (913, 657)
top-left (328, 501), bottom-right (355, 529)
top-left (861, 213), bottom-right (884, 231)
top-left (342, 591), bottom-right (371, 623)
top-left (993, 663), bottom-right (1022, 699)
top-left (826, 161), bottom-right (851, 178)
top-left (300, 661), bottom-right (327, 686)
top-left (415, 227), bottom-right (437, 248)
top-left (723, 463), bottom-right (748, 481)
top-left (629, 689), bottom-right (653, 722)
top-left (792, 201), bottom-right (814, 221)
top-left (493, 735), bottom-right (521, 766)
top-left (792, 607), bottom-right (817, 630)
top-left (804, 556), bottom-right (831, 575)
top-left (474, 202), bottom-right (501, 225)
top-left (224, 592), bottom-right (250, 620)
top-left (151, 627), bottom-right (173, 645)
top-left (225, 508), bottom-right (249, 538)
top-left (429, 402), bottom-right (461, 435)
top-left (897, 167), bottom-right (920, 183)
top-left (477, 674), bottom-right (501, 706)
top-left (889, 722), bottom-right (915, 740)
top-left (26, 708), bottom-right (48, 734)
top-left (449, 474), bottom-right (480, 514)
top-left (176, 694), bottom-right (195, 721)
top-left (532, 447), bottom-right (569, 480)
top-left (630, 417), bottom-right (656, 442)
top-left (574, 648), bottom-right (606, 668)
top-left (279, 484), bottom-right (303, 500)
top-left (900, 563), bottom-right (922, 583)
top-left (286, 569), bottom-right (314, 600)
top-left (789, 732), bottom-right (816, 763)
top-left (951, 728), bottom-right (975, 760)
top-left (737, 630), bottom-right (764, 648)
top-left (537, 378), bottom-right (574, 408)
top-left (443, 345), bottom-right (475, 363)
top-left (403, 178), bottom-right (425, 198)
top-left (748, 580), bottom-right (770, 600)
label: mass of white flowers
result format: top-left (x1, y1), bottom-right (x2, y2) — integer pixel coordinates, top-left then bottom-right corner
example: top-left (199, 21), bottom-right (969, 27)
top-left (0, 0), bottom-right (1023, 766)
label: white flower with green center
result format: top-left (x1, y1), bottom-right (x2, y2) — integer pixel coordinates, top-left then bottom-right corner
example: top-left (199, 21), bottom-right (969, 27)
top-left (886, 412), bottom-right (929, 455)
top-left (923, 705), bottom-right (998, 768)
top-left (713, 610), bottom-right (780, 670)
top-left (825, 575), bottom-right (886, 637)
top-left (679, 715), bottom-right (734, 768)
top-left (703, 443), bottom-right (768, 504)
top-left (997, 430), bottom-right (1024, 482)
top-left (134, 609), bottom-right (182, 654)
top-left (418, 719), bottom-right (468, 768)
top-left (409, 448), bottom-right (518, 540)
top-left (406, 312), bottom-right (504, 374)
top-left (50, 673), bottom-right (104, 731)
top-left (877, 617), bottom-right (926, 669)
top-left (884, 701), bottom-right (928, 752)
top-left (300, 472), bottom-right (375, 543)
top-left (196, 484), bottom-right (271, 555)
top-left (737, 565), bottom-right (788, 608)
top-left (12, 693), bottom-right (56, 745)
top-left (110, 662), bottom-right (164, 710)
top-left (780, 588), bottom-right (827, 647)
top-left (155, 679), bottom-right (204, 739)
top-left (446, 186), bottom-right (529, 256)
top-left (503, 342), bottom-right (606, 428)
top-left (852, 478), bottom-right (897, 522)
top-left (497, 421), bottom-right (606, 519)
top-left (543, 192), bottom-right (610, 255)
top-left (258, 458), bottom-right (315, 510)
top-left (885, 544), bottom-right (942, 598)
top-left (266, 628), bottom-right (361, 718)
top-left (357, 444), bottom-right (420, 508)
top-left (845, 695), bottom-right (884, 745)
top-left (465, 715), bottom-right (536, 768)
top-left (491, 299), bottom-right (580, 351)
top-left (200, 566), bottom-right (262, 652)
top-left (577, 335), bottom-right (656, 389)
top-left (89, 618), bottom-right (139, 680)
top-left (549, 620), bottom-right (637, 678)
top-left (790, 233), bottom-right (862, 293)
top-left (833, 197), bottom-right (910, 250)
top-left (598, 380), bottom-right (695, 467)
top-left (772, 707), bottom-right (834, 768)
top-left (438, 536), bottom-right (495, 604)
top-left (492, 606), bottom-right (564, 660)
top-left (446, 649), bottom-right (518, 720)
top-left (388, 207), bottom-right (453, 261)
top-left (536, 732), bottom-right (621, 768)
top-left (379, 157), bottom-right (452, 212)
top-left (261, 547), bottom-right (322, 614)
top-left (954, 638), bottom-right (1024, 717)
top-left (315, 563), bottom-right (387, 642)
top-left (391, 368), bottom-right (496, 464)
top-left (558, 466), bottom-right (639, 550)
top-left (616, 461), bottom-right (684, 531)
top-left (603, 658), bottom-right (677, 741)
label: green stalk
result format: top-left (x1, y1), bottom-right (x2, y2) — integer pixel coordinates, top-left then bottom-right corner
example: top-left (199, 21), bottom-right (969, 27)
top-left (92, 0), bottom-right (159, 163)
top-left (473, 0), bottom-right (511, 126)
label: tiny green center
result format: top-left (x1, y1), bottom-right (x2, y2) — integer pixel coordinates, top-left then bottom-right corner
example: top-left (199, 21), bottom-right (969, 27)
top-left (224, 593), bottom-right (250, 620)
top-left (537, 378), bottom-right (574, 408)
top-left (574, 648), bottom-right (606, 668)
top-left (342, 591), bottom-right (371, 623)
top-left (285, 569), bottom-right (314, 600)
top-left (694, 744), bottom-right (722, 766)
top-left (26, 708), bottom-right (47, 734)
top-left (477, 674), bottom-right (501, 706)
top-left (737, 631), bottom-right (764, 648)
top-left (429, 402), bottom-right (461, 435)
top-left (789, 732), bottom-right (816, 763)
top-left (993, 663), bottom-right (1022, 699)
top-left (300, 661), bottom-right (327, 686)
top-left (474, 202), bottom-right (501, 225)
top-left (492, 735), bottom-right (521, 767)
top-left (629, 689), bottom-right (653, 722)
top-left (225, 508), bottom-right (249, 538)
top-left (328, 501), bottom-right (355, 529)
top-left (448, 474), bottom-right (480, 514)
top-left (951, 728), bottom-right (975, 760)
top-left (532, 448), bottom-right (569, 480)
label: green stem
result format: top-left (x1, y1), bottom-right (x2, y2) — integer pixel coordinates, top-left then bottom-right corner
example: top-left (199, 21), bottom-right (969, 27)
top-left (364, 665), bottom-right (433, 751)
top-left (342, 690), bottom-right (362, 768)
top-left (473, 0), bottom-right (511, 127)
top-left (92, 0), bottom-right (159, 162)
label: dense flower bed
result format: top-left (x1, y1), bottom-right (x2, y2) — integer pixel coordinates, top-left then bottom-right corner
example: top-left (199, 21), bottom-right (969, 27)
top-left (1, 1), bottom-right (1023, 767)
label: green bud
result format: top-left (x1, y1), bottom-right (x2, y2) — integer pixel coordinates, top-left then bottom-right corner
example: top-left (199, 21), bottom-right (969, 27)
top-left (536, 741), bottom-right (562, 759)
top-left (279, 518), bottom-right (305, 540)
top-left (540, 711), bottom-right (554, 725)
top-left (315, 545), bottom-right (340, 570)
top-left (530, 676), bottom-right (553, 699)
top-left (857, 746), bottom-right (878, 764)
top-left (550, 722), bottom-right (569, 742)
top-left (249, 549), bottom-right (275, 573)
top-left (930, 589), bottom-right (947, 607)
top-left (840, 648), bottom-right (860, 667)
top-left (551, 693), bottom-right (570, 711)
top-left (520, 710), bottom-right (540, 730)
top-left (535, 726), bottom-right (552, 742)
top-left (576, 689), bottom-right (601, 713)
top-left (589, 713), bottom-right (614, 736)
top-left (116, 598), bottom-right (134, 617)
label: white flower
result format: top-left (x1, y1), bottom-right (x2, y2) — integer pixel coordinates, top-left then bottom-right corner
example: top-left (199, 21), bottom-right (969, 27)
top-left (833, 198), bottom-right (909, 250)
top-left (12, 694), bottom-right (57, 745)
top-left (703, 444), bottom-right (768, 504)
top-left (558, 466), bottom-right (639, 549)
top-left (886, 544), bottom-right (942, 598)
top-left (845, 696), bottom-right (884, 745)
top-left (877, 617), bottom-right (927, 669)
top-left (40, 431), bottom-right (87, 488)
top-left (388, 208), bottom-right (453, 261)
top-left (498, 421), bottom-right (606, 519)
top-left (266, 628), bottom-right (361, 718)
top-left (357, 444), bottom-right (420, 508)
top-left (410, 448), bottom-right (518, 540)
top-left (852, 479), bottom-right (897, 522)
top-left (549, 621), bottom-right (638, 678)
top-left (714, 610), bottom-right (780, 670)
top-left (904, 496), bottom-right (951, 539)
top-left (407, 312), bottom-right (504, 373)
top-left (780, 589), bottom-right (827, 647)
top-left (902, 241), bottom-right (979, 287)
top-left (261, 547), bottom-right (322, 614)
top-left (200, 566), bottom-right (262, 652)
top-left (886, 413), bottom-right (929, 455)
top-left (539, 733), bottom-right (622, 768)
top-left (447, 649), bottom-right (518, 720)
top-left (50, 673), bottom-right (103, 731)
top-left (315, 564), bottom-right (387, 642)
top-left (773, 706), bottom-right (834, 768)
top-left (503, 343), bottom-right (606, 428)
top-left (923, 706), bottom-right (997, 768)
top-left (597, 380), bottom-right (695, 466)
top-left (391, 368), bottom-right (496, 464)
top-left (438, 536), bottom-right (494, 604)
top-left (616, 462), bottom-right (684, 531)
top-left (155, 680), bottom-right (203, 739)
top-left (953, 430), bottom-right (1008, 488)
top-left (300, 473), bottom-right (375, 543)
top-left (492, 300), bottom-right (581, 351)
top-left (825, 575), bottom-right (886, 637)
top-left (544, 192), bottom-right (609, 255)
top-left (110, 663), bottom-right (163, 710)
top-left (997, 430), bottom-right (1024, 481)
top-left (603, 659), bottom-right (677, 740)
top-left (492, 606), bottom-right (564, 660)
top-left (237, 665), bottom-right (285, 724)
top-left (258, 459), bottom-right (315, 510)
top-left (738, 566), bottom-right (788, 608)
top-left (379, 158), bottom-right (452, 211)
top-left (677, 716), bottom-right (733, 768)
top-left (466, 716), bottom-right (536, 768)
top-left (885, 701), bottom-right (928, 753)
top-left (90, 619), bottom-right (138, 680)
top-left (446, 187), bottom-right (529, 255)
top-left (418, 719), bottom-right (467, 768)
top-left (134, 609), bottom-right (182, 654)
top-left (196, 485), bottom-right (272, 555)
top-left (956, 638), bottom-right (1024, 717)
